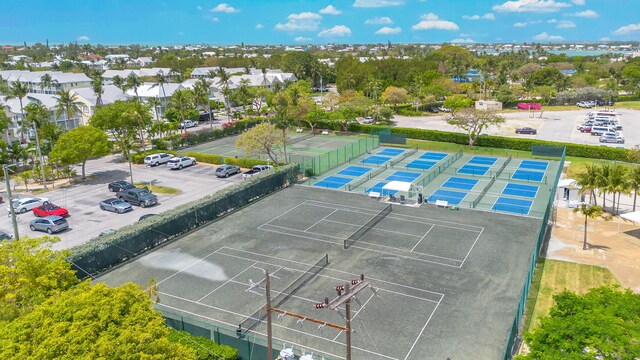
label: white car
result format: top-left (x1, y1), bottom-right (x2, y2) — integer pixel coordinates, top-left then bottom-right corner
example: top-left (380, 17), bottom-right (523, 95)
top-left (179, 120), bottom-right (197, 129)
top-left (144, 153), bottom-right (173, 166)
top-left (167, 156), bottom-right (196, 170)
top-left (8, 197), bottom-right (50, 214)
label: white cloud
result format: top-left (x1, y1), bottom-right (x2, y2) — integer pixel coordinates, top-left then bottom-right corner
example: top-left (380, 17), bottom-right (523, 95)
top-left (600, 37), bottom-right (610, 41)
top-left (532, 31), bottom-right (564, 41)
top-left (462, 13), bottom-right (495, 20)
top-left (451, 38), bottom-right (476, 43)
top-left (353, 0), bottom-right (404, 8)
top-left (77, 35), bottom-right (90, 42)
top-left (571, 9), bottom-right (598, 17)
top-left (318, 25), bottom-right (352, 37)
top-left (375, 26), bottom-right (402, 34)
top-left (255, 23), bottom-right (263, 29)
top-left (571, 0), bottom-right (585, 5)
top-left (295, 36), bottom-right (312, 42)
top-left (493, 0), bottom-right (571, 13)
top-left (210, 3), bottom-right (240, 13)
top-left (411, 13), bottom-right (459, 31)
top-left (196, 6), bottom-right (203, 10)
top-left (613, 23), bottom-right (640, 35)
top-left (210, 17), bottom-right (220, 23)
top-left (459, 33), bottom-right (470, 37)
top-left (275, 12), bottom-right (322, 32)
top-left (547, 18), bottom-right (557, 23)
top-left (365, 16), bottom-right (393, 24)
top-left (513, 20), bottom-right (542, 27)
top-left (319, 5), bottom-right (342, 15)
top-left (556, 20), bottom-right (575, 28)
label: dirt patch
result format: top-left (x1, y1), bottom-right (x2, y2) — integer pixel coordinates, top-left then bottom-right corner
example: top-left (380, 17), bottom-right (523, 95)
top-left (548, 207), bottom-right (640, 292)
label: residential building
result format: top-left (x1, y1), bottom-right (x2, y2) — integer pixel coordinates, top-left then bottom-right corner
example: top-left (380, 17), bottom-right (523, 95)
top-left (0, 70), bottom-right (92, 95)
top-left (125, 82), bottom-right (184, 119)
top-left (72, 85), bottom-right (130, 125)
top-left (102, 68), bottom-right (171, 84)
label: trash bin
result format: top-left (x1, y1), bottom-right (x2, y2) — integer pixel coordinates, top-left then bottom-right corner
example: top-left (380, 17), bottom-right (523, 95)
top-left (418, 193), bottom-right (423, 204)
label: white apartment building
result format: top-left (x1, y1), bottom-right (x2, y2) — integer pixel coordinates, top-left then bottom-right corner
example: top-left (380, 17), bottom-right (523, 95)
top-left (0, 70), bottom-right (92, 95)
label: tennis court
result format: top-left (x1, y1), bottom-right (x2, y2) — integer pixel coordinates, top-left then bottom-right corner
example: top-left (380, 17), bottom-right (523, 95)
top-left (501, 183), bottom-right (539, 198)
top-left (511, 169), bottom-right (545, 182)
top-left (313, 176), bottom-right (353, 189)
top-left (360, 155), bottom-right (391, 166)
top-left (336, 165), bottom-right (372, 177)
top-left (492, 197), bottom-right (534, 215)
top-left (97, 185), bottom-right (543, 360)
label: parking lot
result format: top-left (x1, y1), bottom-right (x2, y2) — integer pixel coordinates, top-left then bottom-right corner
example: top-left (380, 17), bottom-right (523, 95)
top-left (394, 108), bottom-right (640, 149)
top-left (0, 154), bottom-right (242, 250)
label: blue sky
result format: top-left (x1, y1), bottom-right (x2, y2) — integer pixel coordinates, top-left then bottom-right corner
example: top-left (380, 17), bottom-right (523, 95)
top-left (2, 0), bottom-right (639, 45)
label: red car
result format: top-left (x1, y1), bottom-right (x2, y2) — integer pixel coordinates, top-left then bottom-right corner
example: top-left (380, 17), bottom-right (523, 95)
top-left (33, 204), bottom-right (69, 218)
top-left (515, 127), bottom-right (538, 135)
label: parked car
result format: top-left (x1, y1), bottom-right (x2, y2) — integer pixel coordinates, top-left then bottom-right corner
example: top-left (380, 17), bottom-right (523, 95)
top-left (438, 107), bottom-right (451, 112)
top-left (515, 127), bottom-right (537, 135)
top-left (144, 153), bottom-right (173, 166)
top-left (138, 213), bottom-right (158, 221)
top-left (8, 197), bottom-right (50, 214)
top-left (29, 215), bottom-right (68, 234)
top-left (108, 181), bottom-right (135, 192)
top-left (167, 156), bottom-right (196, 170)
top-left (215, 165), bottom-right (241, 178)
top-left (363, 116), bottom-right (374, 124)
top-left (0, 231), bottom-right (12, 241)
top-left (117, 188), bottom-right (158, 207)
top-left (179, 120), bottom-right (197, 129)
top-left (99, 229), bottom-right (117, 237)
top-left (580, 126), bottom-right (592, 133)
top-left (242, 165), bottom-right (274, 179)
top-left (599, 134), bottom-right (625, 144)
top-left (33, 204), bottom-right (69, 218)
top-left (427, 107), bottom-right (440, 113)
top-left (99, 198), bottom-right (133, 214)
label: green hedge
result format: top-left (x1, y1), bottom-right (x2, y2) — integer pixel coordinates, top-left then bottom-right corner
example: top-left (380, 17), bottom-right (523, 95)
top-left (168, 330), bottom-right (238, 360)
top-left (312, 122), bottom-right (634, 162)
top-left (224, 157), bottom-right (277, 168)
top-left (131, 150), bottom-right (178, 164)
top-left (183, 151), bottom-right (278, 168)
top-left (185, 152), bottom-right (224, 165)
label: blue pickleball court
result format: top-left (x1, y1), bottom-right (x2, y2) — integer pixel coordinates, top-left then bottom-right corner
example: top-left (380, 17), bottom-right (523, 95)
top-left (337, 166), bottom-right (373, 177)
top-left (457, 164), bottom-right (490, 176)
top-left (511, 169), bottom-right (545, 182)
top-left (468, 156), bottom-right (498, 166)
top-left (406, 159), bottom-right (437, 171)
top-left (492, 197), bottom-right (533, 215)
top-left (385, 171), bottom-right (421, 182)
top-left (419, 152), bottom-right (448, 161)
top-left (377, 148), bottom-right (405, 157)
top-left (502, 183), bottom-right (539, 198)
top-left (313, 176), bottom-right (353, 189)
top-left (360, 155), bottom-right (391, 166)
top-left (428, 189), bottom-right (468, 205)
top-left (442, 177), bottom-right (479, 191)
top-left (519, 160), bottom-right (548, 171)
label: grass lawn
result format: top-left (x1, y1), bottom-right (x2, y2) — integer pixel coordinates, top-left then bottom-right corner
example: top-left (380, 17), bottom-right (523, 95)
top-left (134, 182), bottom-right (181, 195)
top-left (501, 105), bottom-right (577, 113)
top-left (522, 258), bottom-right (619, 333)
top-left (617, 101), bottom-right (640, 110)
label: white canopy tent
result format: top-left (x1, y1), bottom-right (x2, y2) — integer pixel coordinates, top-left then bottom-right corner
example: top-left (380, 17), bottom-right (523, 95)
top-left (382, 181), bottom-right (412, 193)
top-left (620, 211), bottom-right (640, 223)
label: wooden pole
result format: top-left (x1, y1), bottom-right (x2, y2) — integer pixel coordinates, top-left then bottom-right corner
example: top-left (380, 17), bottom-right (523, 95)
top-left (345, 282), bottom-right (352, 360)
top-left (265, 270), bottom-right (273, 360)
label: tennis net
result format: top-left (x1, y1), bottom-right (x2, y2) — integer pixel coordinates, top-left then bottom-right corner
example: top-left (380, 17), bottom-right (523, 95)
top-left (389, 147), bottom-right (418, 167)
top-left (495, 155), bottom-right (512, 178)
top-left (344, 204), bottom-right (392, 249)
top-left (238, 254), bottom-right (329, 334)
top-left (472, 177), bottom-right (496, 208)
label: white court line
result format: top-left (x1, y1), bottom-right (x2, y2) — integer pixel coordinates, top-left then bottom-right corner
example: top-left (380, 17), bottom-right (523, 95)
top-left (460, 227), bottom-right (484, 267)
top-left (322, 218), bottom-right (424, 238)
top-left (156, 248), bottom-right (221, 286)
top-left (156, 302), bottom-right (347, 360)
top-left (219, 246), bottom-right (445, 298)
top-left (304, 199), bottom-right (484, 231)
top-left (403, 297), bottom-right (442, 360)
top-left (411, 225), bottom-right (435, 252)
top-left (264, 202), bottom-right (308, 225)
top-left (196, 261), bottom-right (259, 303)
top-left (304, 209), bottom-right (338, 232)
top-left (159, 292), bottom-right (399, 360)
top-left (262, 223), bottom-right (464, 265)
top-left (332, 292), bottom-right (377, 342)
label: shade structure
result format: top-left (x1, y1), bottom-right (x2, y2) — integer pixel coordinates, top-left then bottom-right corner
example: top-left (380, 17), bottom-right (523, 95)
top-left (382, 181), bottom-right (412, 193)
top-left (620, 211), bottom-right (640, 223)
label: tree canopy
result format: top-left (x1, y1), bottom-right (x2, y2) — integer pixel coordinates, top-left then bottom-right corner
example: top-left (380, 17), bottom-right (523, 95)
top-left (446, 109), bottom-right (505, 146)
top-left (50, 125), bottom-right (111, 179)
top-left (235, 122), bottom-right (285, 164)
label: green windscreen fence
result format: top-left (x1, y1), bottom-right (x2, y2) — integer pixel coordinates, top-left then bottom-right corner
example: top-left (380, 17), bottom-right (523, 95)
top-left (69, 166), bottom-right (299, 278)
top-left (502, 145), bottom-right (565, 359)
top-left (293, 135), bottom-right (379, 176)
top-left (378, 128), bottom-right (407, 145)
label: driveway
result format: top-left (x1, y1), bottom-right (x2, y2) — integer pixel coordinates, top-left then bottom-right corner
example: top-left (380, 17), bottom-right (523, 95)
top-left (392, 108), bottom-right (640, 149)
top-left (0, 155), bottom-right (242, 250)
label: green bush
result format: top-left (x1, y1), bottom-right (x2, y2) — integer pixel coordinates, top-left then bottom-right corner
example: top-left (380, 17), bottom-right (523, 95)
top-left (131, 150), bottom-right (178, 164)
top-left (185, 152), bottom-right (224, 165)
top-left (397, 107), bottom-right (423, 116)
top-left (224, 157), bottom-right (276, 168)
top-left (304, 168), bottom-right (315, 177)
top-left (151, 138), bottom-right (168, 150)
top-left (168, 330), bottom-right (238, 360)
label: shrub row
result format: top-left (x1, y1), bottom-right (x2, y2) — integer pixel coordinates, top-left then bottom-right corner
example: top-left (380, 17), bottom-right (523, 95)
top-left (131, 150), bottom-right (177, 164)
top-left (184, 152), bottom-right (224, 165)
top-left (168, 330), bottom-right (238, 360)
top-left (183, 151), bottom-right (278, 168)
top-left (166, 117), bottom-right (267, 149)
top-left (314, 122), bottom-right (634, 162)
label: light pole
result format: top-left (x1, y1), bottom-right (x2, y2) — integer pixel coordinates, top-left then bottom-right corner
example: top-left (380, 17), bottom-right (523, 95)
top-left (32, 122), bottom-right (47, 189)
top-left (3, 164), bottom-right (19, 240)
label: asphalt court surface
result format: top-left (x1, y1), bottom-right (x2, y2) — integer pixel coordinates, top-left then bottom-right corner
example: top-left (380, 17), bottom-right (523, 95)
top-left (98, 185), bottom-right (542, 360)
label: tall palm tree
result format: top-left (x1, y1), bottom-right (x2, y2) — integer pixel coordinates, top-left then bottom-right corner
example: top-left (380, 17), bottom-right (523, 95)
top-left (124, 73), bottom-right (141, 100)
top-left (235, 78), bottom-right (251, 114)
top-left (607, 164), bottom-right (628, 214)
top-left (91, 74), bottom-right (104, 108)
top-left (574, 204), bottom-right (609, 250)
top-left (145, 97), bottom-right (162, 123)
top-left (54, 90), bottom-right (82, 129)
top-left (215, 67), bottom-right (231, 117)
top-left (24, 103), bottom-right (49, 188)
top-left (193, 78), bottom-right (214, 127)
top-left (112, 75), bottom-right (124, 93)
top-left (576, 163), bottom-right (600, 206)
top-left (596, 164), bottom-right (612, 211)
top-left (153, 71), bottom-right (168, 112)
top-left (39, 73), bottom-right (59, 94)
top-left (6, 82), bottom-right (30, 142)
top-left (628, 166), bottom-right (640, 211)
top-left (168, 90), bottom-right (194, 134)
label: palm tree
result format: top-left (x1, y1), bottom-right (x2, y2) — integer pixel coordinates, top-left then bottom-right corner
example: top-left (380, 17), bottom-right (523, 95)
top-left (91, 74), bottom-right (104, 108)
top-left (54, 90), bottom-right (82, 129)
top-left (193, 78), bottom-right (213, 127)
top-left (145, 97), bottom-right (162, 123)
top-left (607, 164), bottom-right (628, 215)
top-left (124, 73), bottom-right (141, 100)
top-left (24, 103), bottom-right (49, 188)
top-left (576, 164), bottom-right (600, 206)
top-left (235, 78), bottom-right (251, 114)
top-left (574, 204), bottom-right (610, 250)
top-left (628, 166), bottom-right (640, 211)
top-left (168, 90), bottom-right (194, 134)
top-left (6, 82), bottom-right (29, 142)
top-left (215, 67), bottom-right (231, 118)
top-left (153, 71), bottom-right (168, 113)
top-left (112, 75), bottom-right (124, 93)
top-left (596, 164), bottom-right (612, 211)
top-left (0, 106), bottom-right (12, 143)
top-left (39, 73), bottom-right (59, 94)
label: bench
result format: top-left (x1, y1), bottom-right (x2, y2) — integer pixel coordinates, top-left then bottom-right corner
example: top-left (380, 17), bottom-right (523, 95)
top-left (368, 191), bottom-right (380, 199)
top-left (321, 130), bottom-right (329, 135)
top-left (296, 128), bottom-right (303, 133)
top-left (435, 200), bottom-right (449, 208)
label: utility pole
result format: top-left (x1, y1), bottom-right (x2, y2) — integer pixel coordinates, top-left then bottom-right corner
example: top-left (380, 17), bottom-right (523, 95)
top-left (265, 270), bottom-right (273, 360)
top-left (3, 165), bottom-right (19, 240)
top-left (344, 282), bottom-right (352, 360)
top-left (33, 123), bottom-right (47, 189)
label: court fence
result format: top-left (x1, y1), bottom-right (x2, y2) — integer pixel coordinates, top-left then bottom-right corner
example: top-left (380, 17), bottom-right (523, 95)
top-left (162, 309), bottom-right (334, 360)
top-left (69, 165), bottom-right (299, 279)
top-left (502, 145), bottom-right (566, 360)
top-left (292, 135), bottom-right (379, 176)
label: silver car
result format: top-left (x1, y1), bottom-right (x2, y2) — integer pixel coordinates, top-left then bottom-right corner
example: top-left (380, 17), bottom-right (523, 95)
top-left (8, 197), bottom-right (50, 214)
top-left (29, 216), bottom-right (68, 234)
top-left (215, 165), bottom-right (241, 178)
top-left (99, 198), bottom-right (133, 214)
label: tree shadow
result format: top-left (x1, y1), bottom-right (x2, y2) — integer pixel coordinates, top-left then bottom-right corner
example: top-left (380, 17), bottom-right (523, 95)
top-left (623, 228), bottom-right (640, 239)
top-left (587, 244), bottom-right (611, 250)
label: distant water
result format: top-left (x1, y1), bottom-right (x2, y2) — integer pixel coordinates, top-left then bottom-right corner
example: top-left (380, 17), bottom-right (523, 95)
top-left (481, 49), bottom-right (630, 57)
